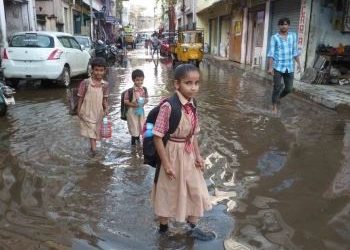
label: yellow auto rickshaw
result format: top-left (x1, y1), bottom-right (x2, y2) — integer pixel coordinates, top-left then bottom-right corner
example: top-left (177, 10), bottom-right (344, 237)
top-left (171, 30), bottom-right (204, 67)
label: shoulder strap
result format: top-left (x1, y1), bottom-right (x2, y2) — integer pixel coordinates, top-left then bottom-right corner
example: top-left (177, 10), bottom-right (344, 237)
top-left (128, 87), bottom-right (133, 102)
top-left (167, 93), bottom-right (182, 135)
top-left (143, 87), bottom-right (148, 97)
top-left (79, 79), bottom-right (89, 98)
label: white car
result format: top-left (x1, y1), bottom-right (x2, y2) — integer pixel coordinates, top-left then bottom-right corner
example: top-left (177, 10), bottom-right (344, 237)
top-left (2, 31), bottom-right (91, 87)
top-left (74, 35), bottom-right (95, 58)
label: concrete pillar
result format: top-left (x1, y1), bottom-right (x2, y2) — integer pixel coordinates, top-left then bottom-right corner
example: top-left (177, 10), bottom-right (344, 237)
top-left (296, 0), bottom-right (312, 80)
top-left (0, 0), bottom-right (7, 47)
top-left (241, 7), bottom-right (248, 64)
top-left (192, 0), bottom-right (195, 25)
top-left (27, 0), bottom-right (36, 31)
top-left (90, 0), bottom-right (94, 40)
top-left (261, 0), bottom-right (271, 70)
top-left (217, 16), bottom-right (220, 56)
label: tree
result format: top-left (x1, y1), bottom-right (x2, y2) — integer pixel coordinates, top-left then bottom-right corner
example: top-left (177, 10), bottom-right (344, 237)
top-left (156, 0), bottom-right (177, 32)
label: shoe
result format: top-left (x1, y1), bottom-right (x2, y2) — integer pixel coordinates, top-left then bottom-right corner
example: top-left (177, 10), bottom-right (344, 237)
top-left (189, 227), bottom-right (216, 241)
top-left (89, 150), bottom-right (97, 157)
top-left (131, 136), bottom-right (136, 145)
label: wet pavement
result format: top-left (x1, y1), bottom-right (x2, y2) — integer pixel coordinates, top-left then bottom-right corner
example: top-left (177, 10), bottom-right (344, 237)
top-left (0, 49), bottom-right (349, 250)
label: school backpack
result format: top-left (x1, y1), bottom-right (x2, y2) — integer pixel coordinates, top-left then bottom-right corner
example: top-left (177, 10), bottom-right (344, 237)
top-left (120, 87), bottom-right (148, 120)
top-left (143, 93), bottom-right (197, 169)
top-left (67, 79), bottom-right (88, 115)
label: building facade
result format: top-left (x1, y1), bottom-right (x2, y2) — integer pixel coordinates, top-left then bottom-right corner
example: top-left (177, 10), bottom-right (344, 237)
top-left (0, 0), bottom-right (36, 47)
top-left (175, 0), bottom-right (196, 30)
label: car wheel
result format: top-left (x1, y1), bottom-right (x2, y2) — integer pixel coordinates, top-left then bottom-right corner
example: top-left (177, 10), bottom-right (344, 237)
top-left (172, 59), bottom-right (179, 68)
top-left (41, 79), bottom-right (52, 87)
top-left (0, 103), bottom-right (7, 117)
top-left (59, 66), bottom-right (70, 87)
top-left (8, 79), bottom-right (19, 89)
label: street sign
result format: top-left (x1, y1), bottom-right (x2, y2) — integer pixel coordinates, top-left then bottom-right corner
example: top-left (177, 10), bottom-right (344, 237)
top-left (106, 16), bottom-right (117, 23)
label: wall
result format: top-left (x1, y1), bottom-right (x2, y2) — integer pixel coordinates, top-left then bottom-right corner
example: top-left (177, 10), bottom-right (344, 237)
top-left (6, 2), bottom-right (31, 37)
top-left (196, 0), bottom-right (232, 55)
top-left (196, 0), bottom-right (223, 43)
top-left (307, 0), bottom-right (350, 67)
top-left (196, 0), bottom-right (221, 13)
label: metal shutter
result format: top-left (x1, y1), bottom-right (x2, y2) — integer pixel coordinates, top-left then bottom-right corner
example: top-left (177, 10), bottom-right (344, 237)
top-left (270, 0), bottom-right (301, 35)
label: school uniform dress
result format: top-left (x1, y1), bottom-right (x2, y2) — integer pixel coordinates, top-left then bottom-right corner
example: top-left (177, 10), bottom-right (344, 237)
top-left (124, 87), bottom-right (148, 137)
top-left (78, 78), bottom-right (109, 140)
top-left (151, 91), bottom-right (212, 222)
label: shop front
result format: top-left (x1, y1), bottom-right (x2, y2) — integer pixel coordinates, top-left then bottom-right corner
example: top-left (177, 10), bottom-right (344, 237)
top-left (302, 0), bottom-right (350, 86)
top-left (246, 4), bottom-right (266, 67)
top-left (270, 0), bottom-right (301, 36)
top-left (229, 9), bottom-right (243, 62)
top-left (197, 0), bottom-right (232, 57)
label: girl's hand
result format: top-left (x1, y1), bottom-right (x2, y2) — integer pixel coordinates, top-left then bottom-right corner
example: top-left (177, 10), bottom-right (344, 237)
top-left (195, 156), bottom-right (205, 171)
top-left (163, 163), bottom-right (176, 180)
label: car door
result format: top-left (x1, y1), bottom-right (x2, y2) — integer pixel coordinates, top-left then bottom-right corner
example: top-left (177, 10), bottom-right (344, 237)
top-left (57, 36), bottom-right (77, 75)
top-left (68, 37), bottom-right (89, 75)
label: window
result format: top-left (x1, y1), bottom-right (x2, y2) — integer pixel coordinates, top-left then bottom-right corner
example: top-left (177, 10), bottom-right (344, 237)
top-left (68, 38), bottom-right (81, 50)
top-left (58, 37), bottom-right (71, 48)
top-left (75, 37), bottom-right (90, 47)
top-left (10, 34), bottom-right (54, 48)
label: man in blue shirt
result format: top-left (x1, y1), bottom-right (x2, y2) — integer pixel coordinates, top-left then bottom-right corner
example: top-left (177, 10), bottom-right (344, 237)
top-left (268, 17), bottom-right (301, 113)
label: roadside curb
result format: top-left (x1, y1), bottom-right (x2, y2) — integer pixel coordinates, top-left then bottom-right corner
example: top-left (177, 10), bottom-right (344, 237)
top-left (203, 55), bottom-right (350, 112)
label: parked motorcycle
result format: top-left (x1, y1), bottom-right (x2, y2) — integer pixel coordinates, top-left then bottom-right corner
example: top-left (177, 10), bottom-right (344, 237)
top-left (0, 59), bottom-right (15, 116)
top-left (107, 44), bottom-right (117, 63)
top-left (94, 40), bottom-right (108, 59)
top-left (94, 40), bottom-right (117, 65)
top-left (0, 77), bottom-right (15, 117)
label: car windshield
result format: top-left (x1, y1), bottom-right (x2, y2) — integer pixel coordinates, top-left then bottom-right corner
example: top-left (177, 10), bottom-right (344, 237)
top-left (75, 37), bottom-right (90, 47)
top-left (10, 34), bottom-right (54, 48)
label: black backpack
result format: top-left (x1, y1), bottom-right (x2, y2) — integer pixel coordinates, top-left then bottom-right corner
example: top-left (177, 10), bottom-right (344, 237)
top-left (120, 87), bottom-right (148, 120)
top-left (143, 93), bottom-right (197, 173)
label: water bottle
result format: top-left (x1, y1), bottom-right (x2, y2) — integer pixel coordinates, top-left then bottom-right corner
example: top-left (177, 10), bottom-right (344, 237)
top-left (143, 122), bottom-right (154, 138)
top-left (137, 97), bottom-right (145, 105)
top-left (103, 116), bottom-right (108, 124)
top-left (101, 116), bottom-right (112, 139)
top-left (135, 97), bottom-right (145, 116)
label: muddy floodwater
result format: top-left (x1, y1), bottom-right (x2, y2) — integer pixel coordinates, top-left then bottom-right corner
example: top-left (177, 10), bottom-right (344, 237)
top-left (0, 50), bottom-right (349, 250)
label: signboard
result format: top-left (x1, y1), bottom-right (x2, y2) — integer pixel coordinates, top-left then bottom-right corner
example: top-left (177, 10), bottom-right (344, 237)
top-left (298, 0), bottom-right (307, 50)
top-left (106, 16), bottom-right (117, 23)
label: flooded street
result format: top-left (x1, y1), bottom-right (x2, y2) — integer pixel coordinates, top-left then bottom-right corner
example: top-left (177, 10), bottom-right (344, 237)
top-left (0, 49), bottom-right (349, 250)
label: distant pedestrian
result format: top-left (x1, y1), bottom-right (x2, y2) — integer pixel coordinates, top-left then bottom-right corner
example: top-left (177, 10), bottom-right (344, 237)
top-left (124, 69), bottom-right (148, 145)
top-left (151, 34), bottom-right (160, 58)
top-left (77, 57), bottom-right (109, 156)
top-left (151, 64), bottom-right (215, 241)
top-left (267, 17), bottom-right (301, 113)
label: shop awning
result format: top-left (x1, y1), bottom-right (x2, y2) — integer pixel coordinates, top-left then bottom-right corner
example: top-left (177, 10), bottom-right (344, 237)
top-left (197, 0), bottom-right (240, 15)
top-left (82, 0), bottom-right (103, 12)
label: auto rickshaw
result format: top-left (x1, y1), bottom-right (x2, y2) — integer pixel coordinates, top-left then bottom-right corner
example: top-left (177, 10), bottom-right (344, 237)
top-left (171, 30), bottom-right (204, 67)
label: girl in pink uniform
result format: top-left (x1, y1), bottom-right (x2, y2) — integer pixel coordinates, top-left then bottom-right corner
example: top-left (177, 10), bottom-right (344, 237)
top-left (152, 64), bottom-right (215, 241)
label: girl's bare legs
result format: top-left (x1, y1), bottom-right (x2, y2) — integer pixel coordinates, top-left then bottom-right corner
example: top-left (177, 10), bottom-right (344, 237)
top-left (90, 138), bottom-right (97, 152)
top-left (187, 216), bottom-right (199, 226)
top-left (158, 216), bottom-right (169, 233)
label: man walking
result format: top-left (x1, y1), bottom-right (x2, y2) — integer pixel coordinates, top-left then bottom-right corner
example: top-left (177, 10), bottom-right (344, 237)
top-left (267, 17), bottom-right (301, 113)
top-left (151, 33), bottom-right (160, 58)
